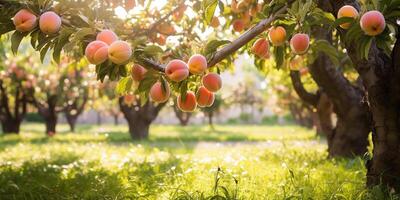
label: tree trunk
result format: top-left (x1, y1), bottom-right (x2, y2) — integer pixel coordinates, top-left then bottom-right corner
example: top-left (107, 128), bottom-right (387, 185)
top-left (97, 112), bottom-right (102, 125)
top-left (113, 115), bottom-right (119, 125)
top-left (173, 105), bottom-right (191, 126)
top-left (119, 98), bottom-right (166, 140)
top-left (127, 116), bottom-right (151, 140)
top-left (66, 114), bottom-right (77, 132)
top-left (45, 114), bottom-right (57, 135)
top-left (308, 23), bottom-right (370, 157)
top-left (208, 111), bottom-right (214, 127)
top-left (1, 118), bottom-right (21, 134)
top-left (326, 0), bottom-right (400, 190)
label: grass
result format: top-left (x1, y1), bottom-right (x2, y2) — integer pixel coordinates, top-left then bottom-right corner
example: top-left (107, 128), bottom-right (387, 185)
top-left (0, 123), bottom-right (394, 199)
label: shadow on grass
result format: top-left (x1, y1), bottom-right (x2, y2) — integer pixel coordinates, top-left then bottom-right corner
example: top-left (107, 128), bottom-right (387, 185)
top-left (0, 151), bottom-right (183, 199)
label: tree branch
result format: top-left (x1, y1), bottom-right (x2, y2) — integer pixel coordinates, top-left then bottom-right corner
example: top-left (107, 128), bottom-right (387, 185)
top-left (139, 5), bottom-right (287, 72)
top-left (289, 70), bottom-right (320, 107)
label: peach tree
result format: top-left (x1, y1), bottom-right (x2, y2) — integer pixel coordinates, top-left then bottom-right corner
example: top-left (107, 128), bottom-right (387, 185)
top-left (1, 0), bottom-right (400, 191)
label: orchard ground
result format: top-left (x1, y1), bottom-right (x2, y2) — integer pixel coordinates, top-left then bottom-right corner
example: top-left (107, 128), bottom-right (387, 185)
top-left (0, 123), bottom-right (393, 199)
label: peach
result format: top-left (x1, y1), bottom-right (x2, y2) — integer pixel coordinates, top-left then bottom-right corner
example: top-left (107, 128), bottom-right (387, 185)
top-left (85, 41), bottom-right (109, 65)
top-left (233, 19), bottom-right (245, 32)
top-left (156, 22), bottom-right (176, 35)
top-left (123, 94), bottom-right (136, 105)
top-left (108, 41), bottom-right (132, 65)
top-left (202, 73), bottom-right (222, 92)
top-left (96, 30), bottom-right (118, 45)
top-left (337, 5), bottom-right (359, 29)
top-left (39, 11), bottom-right (61, 35)
top-left (13, 9), bottom-right (37, 32)
top-left (268, 26), bottom-right (286, 46)
top-left (251, 38), bottom-right (270, 59)
top-left (196, 86), bottom-right (215, 107)
top-left (149, 81), bottom-right (170, 103)
top-left (360, 10), bottom-right (386, 36)
top-left (131, 64), bottom-right (147, 81)
top-left (211, 17), bottom-right (220, 28)
top-left (124, 0), bottom-right (135, 10)
top-left (290, 33), bottom-right (310, 55)
top-left (177, 91), bottom-right (197, 112)
top-left (188, 54), bottom-right (207, 75)
top-left (155, 34), bottom-right (167, 46)
top-left (165, 59), bottom-right (189, 82)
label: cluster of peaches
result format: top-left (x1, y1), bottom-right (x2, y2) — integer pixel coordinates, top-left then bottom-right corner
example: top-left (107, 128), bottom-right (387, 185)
top-left (250, 5), bottom-right (386, 62)
top-left (230, 0), bottom-right (263, 32)
top-left (13, 9), bottom-right (62, 35)
top-left (131, 55), bottom-right (222, 112)
top-left (337, 6), bottom-right (386, 36)
top-left (85, 30), bottom-right (132, 66)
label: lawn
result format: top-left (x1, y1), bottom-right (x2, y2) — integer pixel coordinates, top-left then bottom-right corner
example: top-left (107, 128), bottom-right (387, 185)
top-left (0, 123), bottom-right (386, 199)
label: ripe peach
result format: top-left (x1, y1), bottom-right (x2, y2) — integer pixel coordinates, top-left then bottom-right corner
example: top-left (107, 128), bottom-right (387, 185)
top-left (202, 73), bottom-right (222, 92)
top-left (123, 94), bottom-right (136, 105)
top-left (108, 41), bottom-right (132, 65)
top-left (85, 41), bottom-right (109, 65)
top-left (156, 23), bottom-right (176, 35)
top-left (131, 64), bottom-right (147, 81)
top-left (155, 34), bottom-right (167, 46)
top-left (177, 91), bottom-right (197, 112)
top-left (268, 26), bottom-right (286, 46)
top-left (188, 54), bottom-right (207, 75)
top-left (150, 81), bottom-right (170, 103)
top-left (39, 11), bottom-right (62, 35)
top-left (196, 86), bottom-right (215, 107)
top-left (290, 33), bottom-right (310, 55)
top-left (96, 30), bottom-right (118, 45)
top-left (360, 10), bottom-right (386, 36)
top-left (251, 38), bottom-right (270, 59)
top-left (211, 17), bottom-right (220, 28)
top-left (13, 9), bottom-right (37, 32)
top-left (233, 19), bottom-right (245, 32)
top-left (165, 59), bottom-right (189, 82)
top-left (337, 5), bottom-right (359, 29)
top-left (124, 0), bottom-right (135, 10)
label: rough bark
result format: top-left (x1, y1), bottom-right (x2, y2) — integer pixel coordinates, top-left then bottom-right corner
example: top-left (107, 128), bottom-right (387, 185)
top-left (173, 105), bottom-right (191, 126)
top-left (0, 81), bottom-right (28, 134)
top-left (327, 0), bottom-right (400, 190)
top-left (31, 94), bottom-right (60, 135)
top-left (119, 98), bottom-right (166, 140)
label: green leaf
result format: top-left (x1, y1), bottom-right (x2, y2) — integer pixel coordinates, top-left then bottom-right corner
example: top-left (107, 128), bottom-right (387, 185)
top-left (312, 40), bottom-right (340, 66)
top-left (143, 45), bottom-right (164, 57)
top-left (40, 43), bottom-right (52, 63)
top-left (11, 31), bottom-right (27, 54)
top-left (203, 39), bottom-right (231, 56)
top-left (204, 0), bottom-right (218, 24)
top-left (115, 76), bottom-right (133, 95)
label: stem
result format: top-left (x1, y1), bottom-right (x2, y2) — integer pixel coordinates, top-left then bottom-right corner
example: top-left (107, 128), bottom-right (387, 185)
top-left (140, 6), bottom-right (287, 72)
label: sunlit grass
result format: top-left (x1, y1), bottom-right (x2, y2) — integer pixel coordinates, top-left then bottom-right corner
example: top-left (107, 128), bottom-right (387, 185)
top-left (0, 124), bottom-right (391, 199)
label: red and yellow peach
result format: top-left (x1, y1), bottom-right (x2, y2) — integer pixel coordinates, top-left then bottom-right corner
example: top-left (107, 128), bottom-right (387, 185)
top-left (39, 11), bottom-right (62, 35)
top-left (360, 10), bottom-right (386, 36)
top-left (251, 38), bottom-right (270, 59)
top-left (85, 41), bottom-right (109, 65)
top-left (96, 30), bottom-right (118, 45)
top-left (150, 81), bottom-right (170, 103)
top-left (337, 5), bottom-right (359, 29)
top-left (188, 54), bottom-right (207, 75)
top-left (196, 86), bottom-right (215, 107)
top-left (268, 26), bottom-right (286, 46)
top-left (13, 9), bottom-right (37, 32)
top-left (202, 73), bottom-right (222, 92)
top-left (165, 59), bottom-right (189, 82)
top-left (177, 91), bottom-right (197, 112)
top-left (108, 41), bottom-right (132, 65)
top-left (131, 64), bottom-right (147, 82)
top-left (290, 33), bottom-right (310, 55)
